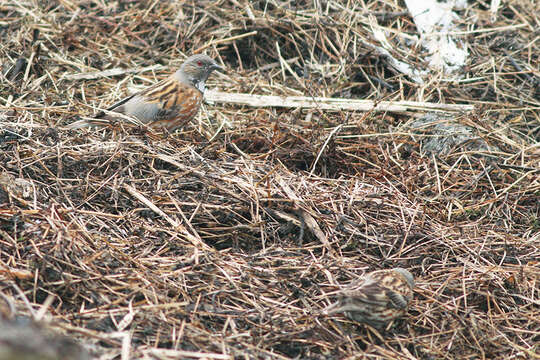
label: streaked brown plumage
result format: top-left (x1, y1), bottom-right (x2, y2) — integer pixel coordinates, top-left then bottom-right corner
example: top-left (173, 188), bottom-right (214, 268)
top-left (323, 268), bottom-right (415, 329)
top-left (68, 54), bottom-right (221, 132)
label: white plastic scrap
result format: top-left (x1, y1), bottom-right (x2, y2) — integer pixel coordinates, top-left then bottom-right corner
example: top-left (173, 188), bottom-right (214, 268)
top-left (404, 0), bottom-right (469, 76)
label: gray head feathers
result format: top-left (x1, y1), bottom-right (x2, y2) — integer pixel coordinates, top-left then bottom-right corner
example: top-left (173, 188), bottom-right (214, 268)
top-left (176, 54), bottom-right (221, 92)
top-left (393, 268), bottom-right (415, 288)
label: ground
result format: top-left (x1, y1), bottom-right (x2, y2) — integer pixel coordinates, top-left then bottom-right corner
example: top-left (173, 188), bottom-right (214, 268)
top-left (0, 1), bottom-right (539, 359)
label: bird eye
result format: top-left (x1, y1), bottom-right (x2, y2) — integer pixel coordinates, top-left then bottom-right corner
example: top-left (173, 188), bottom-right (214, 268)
top-left (197, 61), bottom-right (203, 66)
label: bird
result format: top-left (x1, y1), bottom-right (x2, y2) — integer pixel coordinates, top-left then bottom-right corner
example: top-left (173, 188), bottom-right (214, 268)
top-left (68, 54), bottom-right (222, 132)
top-left (323, 268), bottom-right (415, 330)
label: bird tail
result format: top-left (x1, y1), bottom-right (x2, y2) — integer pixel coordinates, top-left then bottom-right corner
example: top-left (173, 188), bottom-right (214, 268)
top-left (65, 115), bottom-right (111, 129)
top-left (322, 301), bottom-right (360, 315)
top-left (66, 119), bottom-right (92, 129)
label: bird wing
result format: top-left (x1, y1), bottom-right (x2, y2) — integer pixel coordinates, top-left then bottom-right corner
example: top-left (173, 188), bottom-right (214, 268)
top-left (341, 281), bottom-right (389, 306)
top-left (111, 76), bottom-right (203, 129)
top-left (385, 289), bottom-right (409, 309)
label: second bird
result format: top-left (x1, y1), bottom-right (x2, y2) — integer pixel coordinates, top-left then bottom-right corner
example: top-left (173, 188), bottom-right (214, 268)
top-left (323, 268), bottom-right (415, 330)
top-left (69, 54), bottom-right (221, 132)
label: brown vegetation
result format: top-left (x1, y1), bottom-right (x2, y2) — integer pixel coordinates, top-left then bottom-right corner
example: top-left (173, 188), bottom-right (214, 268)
top-left (0, 0), bottom-right (538, 359)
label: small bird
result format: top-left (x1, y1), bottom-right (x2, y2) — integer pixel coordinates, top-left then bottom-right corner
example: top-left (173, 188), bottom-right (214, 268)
top-left (323, 268), bottom-right (415, 330)
top-left (68, 54), bottom-right (222, 132)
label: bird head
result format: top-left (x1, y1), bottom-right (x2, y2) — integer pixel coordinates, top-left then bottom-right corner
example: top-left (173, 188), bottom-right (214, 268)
top-left (393, 268), bottom-right (415, 289)
top-left (178, 54), bottom-right (222, 92)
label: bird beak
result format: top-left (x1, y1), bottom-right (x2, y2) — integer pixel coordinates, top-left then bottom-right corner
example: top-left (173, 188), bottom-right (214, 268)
top-left (211, 63), bottom-right (224, 73)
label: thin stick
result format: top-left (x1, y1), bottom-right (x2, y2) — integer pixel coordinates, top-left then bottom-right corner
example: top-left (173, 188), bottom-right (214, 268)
top-left (205, 90), bottom-right (474, 113)
top-left (123, 184), bottom-right (212, 251)
top-left (310, 124), bottom-right (343, 175)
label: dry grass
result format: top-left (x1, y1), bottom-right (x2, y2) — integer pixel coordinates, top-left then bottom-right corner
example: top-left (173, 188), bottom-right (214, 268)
top-left (0, 0), bottom-right (539, 359)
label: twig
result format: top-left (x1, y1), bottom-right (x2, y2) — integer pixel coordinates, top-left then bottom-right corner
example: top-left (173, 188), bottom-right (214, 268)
top-left (205, 90), bottom-right (474, 113)
top-left (123, 184), bottom-right (212, 251)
